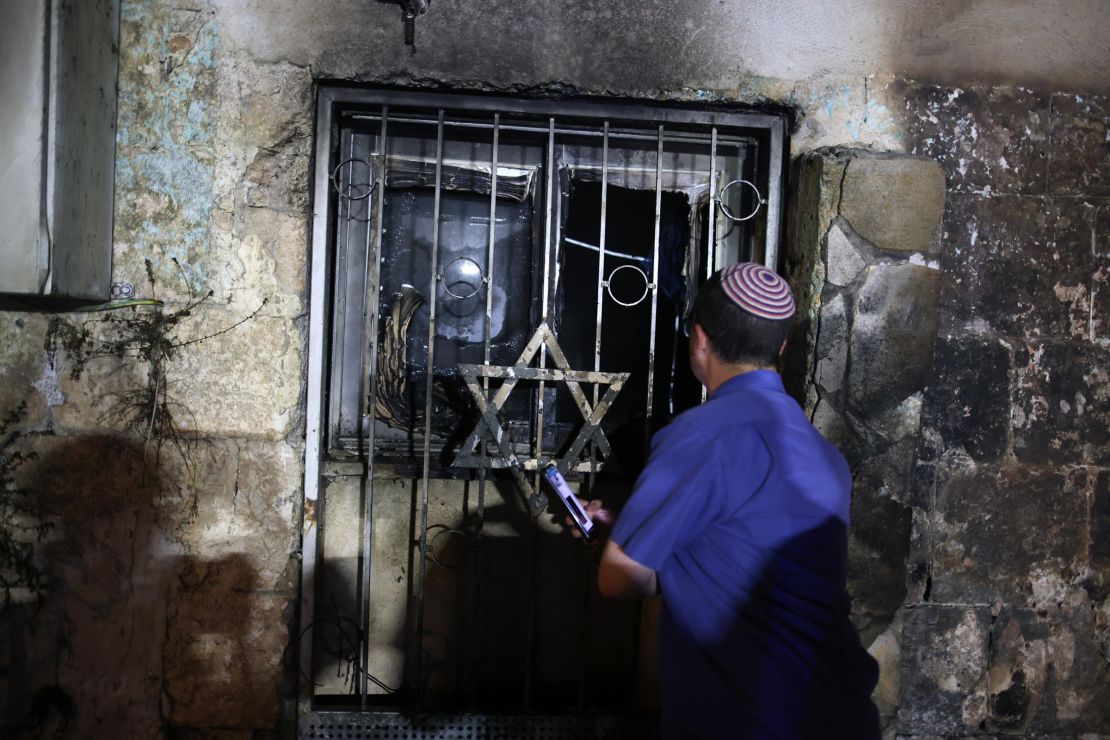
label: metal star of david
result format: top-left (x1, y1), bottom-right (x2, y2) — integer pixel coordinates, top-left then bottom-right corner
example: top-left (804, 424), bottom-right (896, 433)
top-left (454, 323), bottom-right (628, 514)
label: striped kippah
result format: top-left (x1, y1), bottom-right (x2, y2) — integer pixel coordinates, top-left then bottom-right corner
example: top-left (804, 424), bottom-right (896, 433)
top-left (719, 262), bottom-right (795, 320)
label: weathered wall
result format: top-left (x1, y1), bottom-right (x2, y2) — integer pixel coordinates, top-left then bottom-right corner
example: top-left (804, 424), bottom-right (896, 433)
top-left (0, 0), bottom-right (1107, 737)
top-left (897, 84), bottom-right (1110, 736)
top-left (784, 124), bottom-right (1110, 735)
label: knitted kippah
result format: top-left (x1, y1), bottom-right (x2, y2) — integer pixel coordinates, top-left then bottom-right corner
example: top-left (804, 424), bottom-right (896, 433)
top-left (719, 262), bottom-right (796, 320)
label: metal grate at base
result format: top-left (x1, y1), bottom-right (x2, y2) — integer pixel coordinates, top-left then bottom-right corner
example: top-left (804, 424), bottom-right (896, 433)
top-left (299, 711), bottom-right (659, 740)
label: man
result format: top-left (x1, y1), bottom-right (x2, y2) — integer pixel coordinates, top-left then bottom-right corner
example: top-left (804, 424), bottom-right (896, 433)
top-left (582, 263), bottom-right (880, 739)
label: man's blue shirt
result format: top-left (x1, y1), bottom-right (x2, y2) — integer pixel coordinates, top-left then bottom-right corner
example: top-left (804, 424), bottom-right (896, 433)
top-left (611, 370), bottom-right (879, 739)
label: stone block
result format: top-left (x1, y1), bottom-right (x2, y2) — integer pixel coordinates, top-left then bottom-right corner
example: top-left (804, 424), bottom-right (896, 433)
top-left (840, 155), bottom-right (946, 255)
top-left (814, 335), bottom-right (848, 397)
top-left (813, 291), bottom-right (849, 397)
top-left (230, 57), bottom-right (313, 151)
top-left (0, 312), bottom-right (52, 429)
top-left (113, 3), bottom-right (221, 305)
top-left (48, 316), bottom-right (152, 437)
top-left (848, 484), bottom-right (912, 643)
top-left (115, 5), bottom-right (218, 158)
top-left (1095, 471), bottom-right (1110, 578)
top-left (848, 263), bottom-right (941, 416)
top-left (51, 306), bottom-right (304, 442)
top-left (906, 459), bottom-right (937, 511)
top-left (939, 193), bottom-right (1097, 340)
top-left (920, 336), bottom-right (1011, 463)
top-left (243, 133), bottom-right (312, 215)
top-left (22, 434), bottom-right (163, 523)
top-left (1013, 341), bottom-right (1110, 466)
top-left (986, 607), bottom-right (1110, 735)
top-left (232, 207), bottom-right (310, 319)
top-left (1049, 93), bottom-right (1110, 196)
top-left (867, 616), bottom-right (901, 733)
top-left (784, 151), bottom-right (848, 414)
top-left (930, 465), bottom-right (1089, 604)
top-left (163, 586), bottom-right (289, 729)
top-left (897, 83), bottom-right (1050, 195)
top-left (166, 307), bottom-right (303, 440)
top-left (824, 219), bottom-right (870, 286)
top-left (905, 504), bottom-right (933, 606)
top-left (1051, 198), bottom-right (1104, 342)
top-left (790, 77), bottom-right (906, 154)
top-left (863, 393), bottom-right (924, 451)
top-left (899, 605), bottom-right (991, 735)
top-left (1091, 473), bottom-right (1110, 659)
top-left (1095, 202), bottom-right (1110, 344)
top-left (112, 206), bottom-right (307, 323)
top-left (786, 151), bottom-right (848, 267)
top-left (165, 439), bottom-right (301, 591)
top-left (811, 399), bottom-right (863, 469)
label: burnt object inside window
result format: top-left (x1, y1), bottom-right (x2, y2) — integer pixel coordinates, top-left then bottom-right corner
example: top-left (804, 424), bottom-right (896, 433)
top-left (325, 101), bottom-right (782, 470)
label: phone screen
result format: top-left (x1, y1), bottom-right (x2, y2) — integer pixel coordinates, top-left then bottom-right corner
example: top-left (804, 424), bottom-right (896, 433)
top-left (543, 465), bottom-right (595, 541)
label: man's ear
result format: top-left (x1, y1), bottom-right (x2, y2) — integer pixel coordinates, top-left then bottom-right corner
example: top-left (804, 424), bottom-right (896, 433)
top-left (690, 323), bottom-right (709, 355)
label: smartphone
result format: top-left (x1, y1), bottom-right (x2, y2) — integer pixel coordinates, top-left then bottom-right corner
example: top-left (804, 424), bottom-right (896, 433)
top-left (543, 464), bottom-right (595, 542)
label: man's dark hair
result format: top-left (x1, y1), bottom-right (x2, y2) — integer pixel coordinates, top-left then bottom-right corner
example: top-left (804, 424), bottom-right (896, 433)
top-left (692, 271), bottom-right (793, 367)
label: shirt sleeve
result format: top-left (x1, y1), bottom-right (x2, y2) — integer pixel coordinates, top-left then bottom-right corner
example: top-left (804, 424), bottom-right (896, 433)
top-left (611, 421), bottom-right (762, 572)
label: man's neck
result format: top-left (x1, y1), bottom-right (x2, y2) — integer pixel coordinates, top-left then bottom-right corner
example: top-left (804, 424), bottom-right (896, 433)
top-left (704, 362), bottom-right (775, 397)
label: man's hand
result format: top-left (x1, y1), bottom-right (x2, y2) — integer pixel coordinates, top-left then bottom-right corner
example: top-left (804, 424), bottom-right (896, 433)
top-left (565, 498), bottom-right (613, 539)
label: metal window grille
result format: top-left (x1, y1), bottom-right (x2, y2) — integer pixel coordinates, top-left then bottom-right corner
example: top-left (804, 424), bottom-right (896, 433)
top-left (300, 87), bottom-right (786, 736)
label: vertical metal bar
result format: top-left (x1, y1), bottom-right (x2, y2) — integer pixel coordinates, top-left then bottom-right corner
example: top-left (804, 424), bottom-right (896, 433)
top-left (645, 124), bottom-right (664, 445)
top-left (533, 116), bottom-right (556, 483)
top-left (583, 120), bottom-right (610, 495)
top-left (707, 127), bottom-right (718, 283)
top-left (484, 116), bottom-right (499, 368)
top-left (702, 127), bottom-right (718, 403)
top-left (415, 109), bottom-right (446, 701)
top-left (575, 119), bottom-right (611, 710)
top-left (594, 122), bottom-right (610, 384)
top-left (470, 112), bottom-right (499, 705)
top-left (328, 131), bottom-right (354, 439)
top-left (358, 107), bottom-right (388, 704)
top-left (764, 119), bottom-right (785, 270)
top-left (300, 86), bottom-right (339, 712)
top-left (524, 116), bottom-right (557, 710)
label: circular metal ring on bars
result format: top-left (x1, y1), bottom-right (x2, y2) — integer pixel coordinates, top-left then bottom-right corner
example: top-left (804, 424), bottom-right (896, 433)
top-left (330, 158), bottom-right (376, 201)
top-left (428, 527), bottom-right (470, 570)
top-left (438, 256), bottom-right (486, 300)
top-left (716, 179), bottom-right (766, 222)
top-left (604, 264), bottom-right (651, 307)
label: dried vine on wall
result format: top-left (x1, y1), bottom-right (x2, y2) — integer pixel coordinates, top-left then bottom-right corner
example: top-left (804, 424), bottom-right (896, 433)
top-left (45, 258), bottom-right (267, 479)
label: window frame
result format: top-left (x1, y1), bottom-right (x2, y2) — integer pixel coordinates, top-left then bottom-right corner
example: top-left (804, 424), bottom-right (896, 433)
top-left (299, 85), bottom-right (787, 721)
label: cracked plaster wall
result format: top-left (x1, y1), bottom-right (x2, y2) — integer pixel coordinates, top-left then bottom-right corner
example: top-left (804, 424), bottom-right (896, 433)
top-left (0, 0), bottom-right (1107, 737)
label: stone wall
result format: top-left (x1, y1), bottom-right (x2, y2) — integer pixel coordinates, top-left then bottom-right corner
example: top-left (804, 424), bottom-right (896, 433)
top-left (785, 117), bottom-right (1110, 736)
top-left (785, 86), bottom-right (1110, 736)
top-left (783, 148), bottom-right (947, 730)
top-left (0, 0), bottom-right (1107, 737)
top-left (896, 84), bottom-right (1110, 736)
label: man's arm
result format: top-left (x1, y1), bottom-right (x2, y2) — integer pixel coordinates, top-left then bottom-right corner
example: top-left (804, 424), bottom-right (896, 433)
top-left (598, 539), bottom-right (658, 599)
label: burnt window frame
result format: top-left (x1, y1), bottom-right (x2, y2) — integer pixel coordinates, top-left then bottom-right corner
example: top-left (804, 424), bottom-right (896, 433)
top-left (300, 85), bottom-right (787, 729)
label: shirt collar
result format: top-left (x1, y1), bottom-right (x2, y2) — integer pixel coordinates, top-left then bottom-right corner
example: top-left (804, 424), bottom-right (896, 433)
top-left (709, 369), bottom-right (784, 400)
